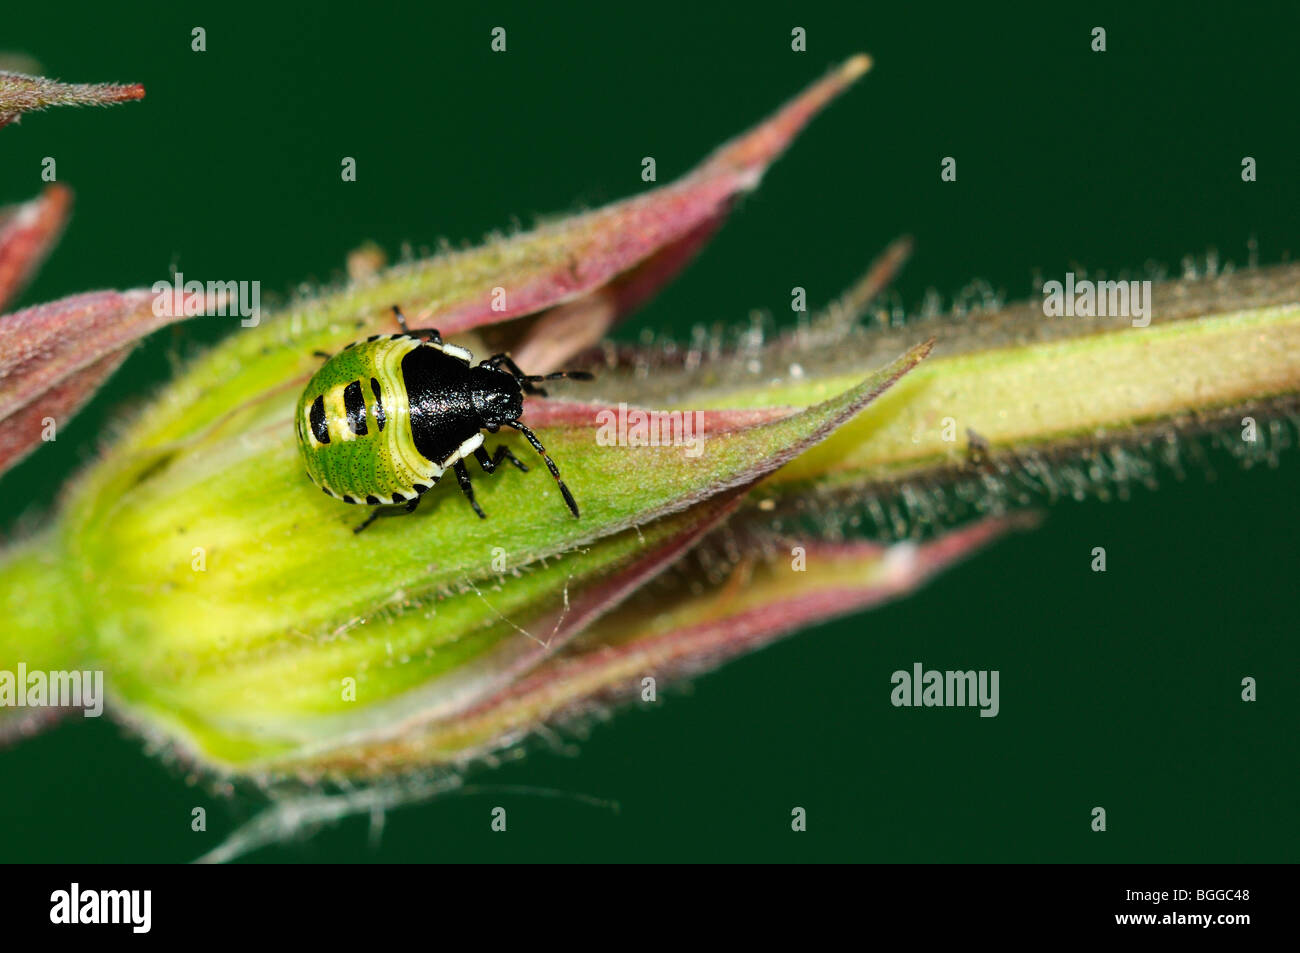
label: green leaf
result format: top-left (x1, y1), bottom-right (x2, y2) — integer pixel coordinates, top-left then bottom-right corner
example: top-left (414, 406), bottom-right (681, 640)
top-left (589, 263), bottom-right (1300, 514)
top-left (49, 342), bottom-right (929, 767)
top-left (195, 514), bottom-right (1026, 862)
top-left (298, 515), bottom-right (1032, 777)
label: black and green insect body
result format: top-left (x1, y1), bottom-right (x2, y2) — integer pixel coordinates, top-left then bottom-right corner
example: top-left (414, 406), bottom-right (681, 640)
top-left (296, 307), bottom-right (591, 532)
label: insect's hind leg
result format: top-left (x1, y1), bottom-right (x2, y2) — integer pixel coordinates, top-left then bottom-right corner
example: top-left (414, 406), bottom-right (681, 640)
top-left (453, 461), bottom-right (486, 518)
top-left (474, 445), bottom-right (528, 474)
top-left (353, 497), bottom-right (420, 534)
top-left (391, 305), bottom-right (442, 345)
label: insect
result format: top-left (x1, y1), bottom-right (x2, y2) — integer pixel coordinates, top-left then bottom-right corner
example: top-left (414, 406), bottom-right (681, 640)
top-left (296, 306), bottom-right (593, 532)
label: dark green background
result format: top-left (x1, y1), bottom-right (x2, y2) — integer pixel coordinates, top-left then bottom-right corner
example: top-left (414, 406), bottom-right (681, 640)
top-left (1, 2), bottom-right (1295, 862)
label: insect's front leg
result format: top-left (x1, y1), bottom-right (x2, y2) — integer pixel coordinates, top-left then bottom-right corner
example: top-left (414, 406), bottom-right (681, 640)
top-left (474, 445), bottom-right (528, 474)
top-left (452, 461), bottom-right (486, 518)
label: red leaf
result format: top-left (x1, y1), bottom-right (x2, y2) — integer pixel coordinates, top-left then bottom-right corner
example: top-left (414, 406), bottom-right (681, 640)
top-left (413, 55), bottom-right (873, 343)
top-left (0, 290), bottom-right (195, 473)
top-left (0, 348), bottom-right (129, 473)
top-left (0, 185), bottom-right (72, 313)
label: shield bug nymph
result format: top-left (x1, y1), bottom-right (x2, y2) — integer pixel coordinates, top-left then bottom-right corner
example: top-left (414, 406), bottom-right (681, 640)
top-left (295, 306), bottom-right (592, 532)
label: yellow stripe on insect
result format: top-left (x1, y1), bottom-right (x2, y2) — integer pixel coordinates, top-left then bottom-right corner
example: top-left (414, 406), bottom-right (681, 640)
top-left (326, 384), bottom-right (355, 442)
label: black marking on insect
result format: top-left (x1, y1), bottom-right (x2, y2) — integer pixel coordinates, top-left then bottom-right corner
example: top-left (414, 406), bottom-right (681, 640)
top-left (309, 395), bottom-right (329, 444)
top-left (370, 378), bottom-right (386, 431)
top-left (343, 379), bottom-right (368, 436)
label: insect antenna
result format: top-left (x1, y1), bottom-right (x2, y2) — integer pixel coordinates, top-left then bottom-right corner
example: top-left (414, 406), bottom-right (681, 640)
top-left (522, 370), bottom-right (594, 383)
top-left (506, 421), bottom-right (579, 518)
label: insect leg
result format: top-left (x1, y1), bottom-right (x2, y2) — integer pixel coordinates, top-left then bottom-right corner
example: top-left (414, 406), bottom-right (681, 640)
top-left (352, 497), bottom-right (421, 534)
top-left (391, 305), bottom-right (442, 345)
top-left (312, 350), bottom-right (331, 359)
top-left (453, 461), bottom-right (487, 519)
top-left (474, 445), bottom-right (528, 474)
top-left (506, 421), bottom-right (579, 518)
